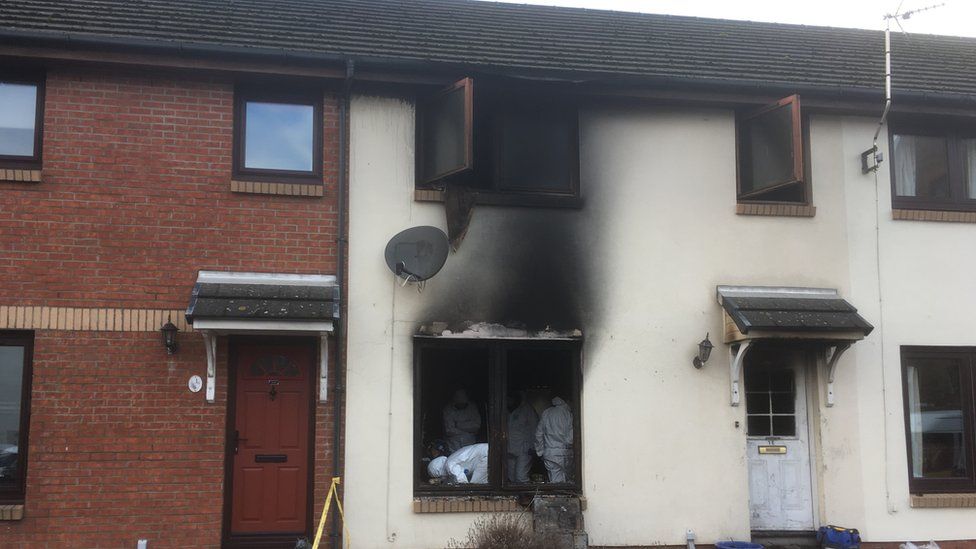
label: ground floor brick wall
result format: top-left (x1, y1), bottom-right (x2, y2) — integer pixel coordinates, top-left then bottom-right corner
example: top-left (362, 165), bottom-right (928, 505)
top-left (0, 329), bottom-right (338, 548)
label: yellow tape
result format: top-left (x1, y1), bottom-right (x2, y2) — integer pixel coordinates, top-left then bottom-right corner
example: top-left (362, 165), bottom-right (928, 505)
top-left (312, 477), bottom-right (350, 549)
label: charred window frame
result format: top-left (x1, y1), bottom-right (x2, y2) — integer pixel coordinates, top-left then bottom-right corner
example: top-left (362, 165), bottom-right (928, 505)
top-left (0, 332), bottom-right (33, 504)
top-left (232, 85), bottom-right (323, 184)
top-left (415, 78), bottom-right (581, 207)
top-left (413, 337), bottom-right (582, 496)
top-left (0, 72), bottom-right (45, 169)
top-left (900, 347), bottom-right (976, 494)
top-left (889, 122), bottom-right (976, 212)
top-left (736, 95), bottom-right (811, 205)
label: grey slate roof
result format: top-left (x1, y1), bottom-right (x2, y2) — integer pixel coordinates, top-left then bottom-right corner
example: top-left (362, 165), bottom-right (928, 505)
top-left (2, 0), bottom-right (976, 102)
top-left (721, 296), bottom-right (874, 336)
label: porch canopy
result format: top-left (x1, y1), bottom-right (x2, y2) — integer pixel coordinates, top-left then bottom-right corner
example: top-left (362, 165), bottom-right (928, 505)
top-left (185, 271), bottom-right (339, 403)
top-left (716, 286), bottom-right (873, 407)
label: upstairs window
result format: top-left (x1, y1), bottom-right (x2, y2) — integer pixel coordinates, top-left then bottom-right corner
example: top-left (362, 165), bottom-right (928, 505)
top-left (736, 95), bottom-right (810, 204)
top-left (416, 78), bottom-right (580, 206)
top-left (890, 124), bottom-right (976, 212)
top-left (234, 86), bottom-right (322, 183)
top-left (0, 76), bottom-right (44, 168)
top-left (0, 332), bottom-right (33, 503)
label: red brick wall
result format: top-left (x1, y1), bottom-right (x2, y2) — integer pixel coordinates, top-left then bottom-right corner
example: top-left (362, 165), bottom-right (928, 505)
top-left (0, 67), bottom-right (339, 308)
top-left (0, 66), bottom-right (341, 547)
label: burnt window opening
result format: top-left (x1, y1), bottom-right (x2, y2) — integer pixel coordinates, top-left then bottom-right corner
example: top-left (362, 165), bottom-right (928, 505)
top-left (233, 84), bottom-right (324, 184)
top-left (416, 78), bottom-right (581, 207)
top-left (736, 94), bottom-right (811, 205)
top-left (0, 332), bottom-right (33, 504)
top-left (901, 347), bottom-right (976, 494)
top-left (745, 368), bottom-right (797, 438)
top-left (0, 73), bottom-right (45, 169)
top-left (890, 122), bottom-right (976, 212)
top-left (414, 338), bottom-right (582, 495)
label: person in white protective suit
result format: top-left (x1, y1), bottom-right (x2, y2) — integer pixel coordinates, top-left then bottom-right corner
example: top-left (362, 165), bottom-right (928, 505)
top-left (442, 389), bottom-right (481, 452)
top-left (427, 443), bottom-right (489, 484)
top-left (535, 396), bottom-right (573, 483)
top-left (506, 391), bottom-right (538, 483)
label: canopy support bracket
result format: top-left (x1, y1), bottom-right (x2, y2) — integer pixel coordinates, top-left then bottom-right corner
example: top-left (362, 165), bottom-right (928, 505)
top-left (319, 334), bottom-right (329, 402)
top-left (729, 341), bottom-right (753, 406)
top-left (202, 330), bottom-right (217, 404)
top-left (825, 342), bottom-right (852, 407)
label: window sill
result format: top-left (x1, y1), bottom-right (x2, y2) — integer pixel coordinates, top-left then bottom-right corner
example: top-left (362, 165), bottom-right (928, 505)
top-left (910, 493), bottom-right (976, 508)
top-left (736, 203), bottom-right (816, 217)
top-left (0, 504), bottom-right (24, 521)
top-left (0, 169), bottom-right (42, 183)
top-left (230, 180), bottom-right (323, 197)
top-left (413, 496), bottom-right (521, 513)
top-left (893, 209), bottom-right (976, 223)
top-left (414, 188), bottom-right (581, 209)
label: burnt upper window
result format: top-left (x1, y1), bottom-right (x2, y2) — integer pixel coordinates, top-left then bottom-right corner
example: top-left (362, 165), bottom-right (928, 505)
top-left (234, 86), bottom-right (323, 184)
top-left (416, 78), bottom-right (580, 206)
top-left (736, 95), bottom-right (810, 205)
top-left (414, 338), bottom-right (582, 495)
top-left (0, 75), bottom-right (44, 168)
top-left (901, 347), bottom-right (976, 494)
top-left (0, 332), bottom-right (33, 504)
top-left (890, 123), bottom-right (976, 212)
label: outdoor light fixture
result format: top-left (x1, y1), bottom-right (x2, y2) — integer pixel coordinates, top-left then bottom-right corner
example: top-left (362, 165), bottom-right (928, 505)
top-left (161, 318), bottom-right (179, 355)
top-left (693, 333), bottom-right (713, 369)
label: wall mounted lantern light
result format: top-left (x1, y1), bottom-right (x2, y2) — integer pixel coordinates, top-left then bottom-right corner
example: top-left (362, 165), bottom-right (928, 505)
top-left (161, 319), bottom-right (179, 355)
top-left (693, 333), bottom-right (713, 369)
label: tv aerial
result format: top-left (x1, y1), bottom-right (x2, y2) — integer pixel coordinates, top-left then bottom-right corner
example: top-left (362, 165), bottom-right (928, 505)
top-left (384, 226), bottom-right (450, 291)
top-left (861, 1), bottom-right (945, 173)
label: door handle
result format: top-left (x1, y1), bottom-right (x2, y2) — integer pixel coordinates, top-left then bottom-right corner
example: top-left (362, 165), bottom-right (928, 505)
top-left (233, 430), bottom-right (248, 455)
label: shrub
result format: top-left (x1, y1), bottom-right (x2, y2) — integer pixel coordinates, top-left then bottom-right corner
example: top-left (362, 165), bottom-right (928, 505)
top-left (448, 513), bottom-right (563, 549)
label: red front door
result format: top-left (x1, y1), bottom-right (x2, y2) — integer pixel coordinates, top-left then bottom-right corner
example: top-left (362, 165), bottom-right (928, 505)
top-left (230, 340), bottom-right (313, 535)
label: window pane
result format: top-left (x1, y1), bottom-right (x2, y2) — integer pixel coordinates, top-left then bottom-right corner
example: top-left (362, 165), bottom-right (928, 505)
top-left (244, 102), bottom-right (314, 172)
top-left (747, 415), bottom-right (771, 437)
top-left (906, 359), bottom-right (968, 479)
top-left (505, 349), bottom-right (575, 485)
top-left (963, 139), bottom-right (976, 200)
top-left (419, 347), bottom-right (489, 485)
top-left (0, 346), bottom-right (25, 490)
top-left (746, 393), bottom-right (770, 414)
top-left (892, 134), bottom-right (950, 199)
top-left (0, 83), bottom-right (37, 157)
top-left (739, 103), bottom-right (796, 193)
top-left (497, 107), bottom-right (574, 193)
top-left (420, 84), bottom-right (468, 183)
top-left (770, 393), bottom-right (795, 414)
top-left (772, 416), bottom-right (797, 437)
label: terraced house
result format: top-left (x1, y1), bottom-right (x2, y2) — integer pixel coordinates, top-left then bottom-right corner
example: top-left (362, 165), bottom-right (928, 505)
top-left (1, 1), bottom-right (976, 548)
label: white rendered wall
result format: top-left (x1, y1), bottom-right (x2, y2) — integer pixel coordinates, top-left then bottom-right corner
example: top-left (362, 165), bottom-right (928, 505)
top-left (344, 95), bottom-right (976, 547)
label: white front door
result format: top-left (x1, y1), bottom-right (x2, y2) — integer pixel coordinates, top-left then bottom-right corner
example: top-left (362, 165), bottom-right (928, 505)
top-left (746, 347), bottom-right (815, 531)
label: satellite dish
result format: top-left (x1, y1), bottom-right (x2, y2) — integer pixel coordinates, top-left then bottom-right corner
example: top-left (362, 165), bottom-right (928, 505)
top-left (384, 226), bottom-right (450, 282)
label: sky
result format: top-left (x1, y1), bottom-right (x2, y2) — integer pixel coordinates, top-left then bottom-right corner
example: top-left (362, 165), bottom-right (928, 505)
top-left (480, 0), bottom-right (976, 38)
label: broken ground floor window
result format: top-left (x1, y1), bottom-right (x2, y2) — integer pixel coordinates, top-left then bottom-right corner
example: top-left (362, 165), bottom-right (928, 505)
top-left (414, 337), bottom-right (581, 495)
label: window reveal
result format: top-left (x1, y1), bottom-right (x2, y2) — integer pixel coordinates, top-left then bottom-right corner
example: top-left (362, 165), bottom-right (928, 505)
top-left (0, 332), bottom-right (33, 504)
top-left (415, 339), bottom-right (581, 494)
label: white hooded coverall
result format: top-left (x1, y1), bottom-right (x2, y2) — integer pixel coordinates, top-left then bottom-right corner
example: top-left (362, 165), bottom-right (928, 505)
top-left (535, 397), bottom-right (573, 483)
top-left (507, 400), bottom-right (539, 483)
top-left (443, 401), bottom-right (481, 452)
top-left (431, 443), bottom-right (488, 484)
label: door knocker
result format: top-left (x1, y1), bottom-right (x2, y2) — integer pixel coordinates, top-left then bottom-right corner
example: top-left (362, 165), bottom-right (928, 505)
top-left (267, 379), bottom-right (279, 401)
